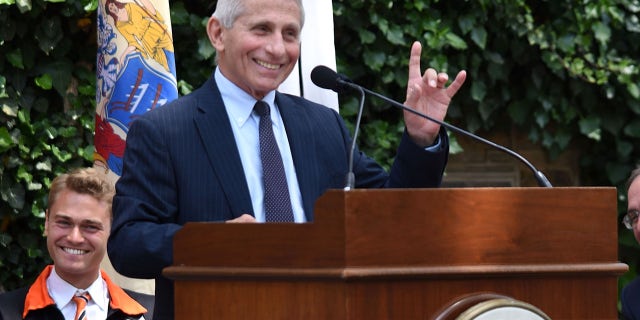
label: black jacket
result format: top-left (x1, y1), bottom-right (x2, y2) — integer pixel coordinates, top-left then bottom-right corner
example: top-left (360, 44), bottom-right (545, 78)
top-left (0, 266), bottom-right (154, 320)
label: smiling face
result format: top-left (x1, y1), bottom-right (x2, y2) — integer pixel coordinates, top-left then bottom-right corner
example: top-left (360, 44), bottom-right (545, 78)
top-left (207, 0), bottom-right (301, 100)
top-left (45, 189), bottom-right (110, 289)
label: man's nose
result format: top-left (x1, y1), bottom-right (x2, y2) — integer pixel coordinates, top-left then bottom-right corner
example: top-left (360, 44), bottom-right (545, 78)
top-left (67, 226), bottom-right (84, 242)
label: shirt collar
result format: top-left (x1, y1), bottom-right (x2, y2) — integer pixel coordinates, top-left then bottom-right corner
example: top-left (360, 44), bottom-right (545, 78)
top-left (47, 267), bottom-right (108, 312)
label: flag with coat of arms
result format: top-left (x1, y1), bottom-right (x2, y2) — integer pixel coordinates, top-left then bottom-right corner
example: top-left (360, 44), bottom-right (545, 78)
top-left (94, 0), bottom-right (178, 182)
top-left (93, 0), bottom-right (177, 294)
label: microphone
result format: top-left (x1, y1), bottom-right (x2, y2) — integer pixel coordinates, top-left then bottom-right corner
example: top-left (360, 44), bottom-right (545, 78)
top-left (312, 66), bottom-right (365, 190)
top-left (310, 65), bottom-right (553, 188)
top-left (343, 87), bottom-right (364, 190)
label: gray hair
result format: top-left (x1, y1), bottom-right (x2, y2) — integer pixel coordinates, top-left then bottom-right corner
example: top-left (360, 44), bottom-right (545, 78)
top-left (628, 165), bottom-right (640, 193)
top-left (212, 0), bottom-right (305, 29)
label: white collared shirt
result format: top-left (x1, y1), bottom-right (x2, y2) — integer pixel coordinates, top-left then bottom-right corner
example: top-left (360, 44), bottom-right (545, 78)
top-left (47, 267), bottom-right (109, 320)
top-left (215, 68), bottom-right (306, 223)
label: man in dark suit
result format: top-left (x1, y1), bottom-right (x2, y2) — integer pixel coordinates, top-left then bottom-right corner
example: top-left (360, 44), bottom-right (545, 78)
top-left (622, 166), bottom-right (640, 319)
top-left (0, 168), bottom-right (153, 320)
top-left (107, 0), bottom-right (467, 319)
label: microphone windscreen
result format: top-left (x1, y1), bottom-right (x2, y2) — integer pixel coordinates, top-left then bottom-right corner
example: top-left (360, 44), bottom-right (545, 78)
top-left (311, 65), bottom-right (340, 92)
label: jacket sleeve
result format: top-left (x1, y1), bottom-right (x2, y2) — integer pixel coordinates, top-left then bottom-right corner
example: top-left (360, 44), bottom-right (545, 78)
top-left (387, 127), bottom-right (448, 188)
top-left (108, 116), bottom-right (182, 279)
top-left (351, 125), bottom-right (449, 189)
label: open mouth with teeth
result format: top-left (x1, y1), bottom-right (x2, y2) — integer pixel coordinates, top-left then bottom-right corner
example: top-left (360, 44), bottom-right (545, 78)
top-left (62, 247), bottom-right (89, 255)
top-left (256, 59), bottom-right (280, 70)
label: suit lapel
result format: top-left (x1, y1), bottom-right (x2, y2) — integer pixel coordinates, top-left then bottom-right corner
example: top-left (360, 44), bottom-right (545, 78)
top-left (276, 93), bottom-right (318, 220)
top-left (193, 77), bottom-right (254, 218)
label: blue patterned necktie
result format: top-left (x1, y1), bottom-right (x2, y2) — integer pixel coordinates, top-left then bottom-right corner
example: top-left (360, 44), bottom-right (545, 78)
top-left (254, 100), bottom-right (294, 222)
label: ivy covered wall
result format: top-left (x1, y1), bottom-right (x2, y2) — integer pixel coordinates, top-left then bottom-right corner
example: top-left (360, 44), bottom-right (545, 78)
top-left (1, 1), bottom-right (639, 311)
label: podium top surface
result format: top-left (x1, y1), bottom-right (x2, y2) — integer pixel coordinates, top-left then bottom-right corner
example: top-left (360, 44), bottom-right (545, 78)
top-left (171, 187), bottom-right (618, 269)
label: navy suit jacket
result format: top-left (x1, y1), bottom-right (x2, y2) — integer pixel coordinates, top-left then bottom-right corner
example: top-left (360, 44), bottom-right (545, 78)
top-left (623, 277), bottom-right (640, 319)
top-left (108, 74), bottom-right (449, 319)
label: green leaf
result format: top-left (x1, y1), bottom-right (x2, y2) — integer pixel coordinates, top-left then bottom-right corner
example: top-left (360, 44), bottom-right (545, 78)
top-left (384, 25), bottom-right (405, 45)
top-left (40, 61), bottom-right (72, 97)
top-left (51, 145), bottom-right (72, 162)
top-left (0, 127), bottom-right (13, 152)
top-left (448, 133), bottom-right (463, 154)
top-left (628, 83), bottom-right (640, 99)
top-left (457, 15), bottom-right (475, 34)
top-left (34, 17), bottom-right (63, 55)
top-left (177, 80), bottom-right (194, 96)
top-left (58, 127), bottom-right (77, 138)
top-left (554, 129), bottom-right (572, 149)
top-left (404, 0), bottom-right (424, 11)
top-left (358, 29), bottom-right (376, 44)
top-left (0, 75), bottom-right (7, 98)
top-left (535, 112), bottom-right (549, 128)
top-left (15, 0), bottom-right (31, 12)
top-left (1, 178), bottom-right (25, 210)
top-left (602, 112), bottom-right (626, 135)
top-left (18, 109), bottom-right (31, 128)
top-left (624, 120), bottom-right (640, 138)
top-left (7, 49), bottom-right (24, 69)
top-left (363, 51), bottom-right (386, 71)
top-left (17, 166), bottom-right (32, 183)
top-left (470, 81), bottom-right (487, 102)
top-left (629, 100), bottom-right (640, 116)
top-left (586, 128), bottom-right (601, 141)
top-left (44, 126), bottom-right (57, 139)
top-left (556, 34), bottom-right (575, 54)
top-left (35, 160), bottom-right (52, 172)
top-left (197, 38), bottom-right (215, 61)
top-left (470, 27), bottom-right (487, 49)
top-left (79, 144), bottom-right (95, 162)
top-left (83, 0), bottom-right (98, 11)
top-left (478, 101), bottom-right (496, 121)
top-left (445, 32), bottom-right (467, 50)
top-left (170, 1), bottom-right (189, 25)
top-left (578, 115), bottom-right (601, 140)
top-left (35, 74), bottom-right (53, 90)
top-left (606, 162), bottom-right (629, 185)
top-left (485, 51), bottom-right (504, 64)
top-left (617, 140), bottom-right (634, 159)
top-left (0, 234), bottom-right (12, 247)
top-left (592, 21), bottom-right (611, 45)
top-left (2, 102), bottom-right (18, 118)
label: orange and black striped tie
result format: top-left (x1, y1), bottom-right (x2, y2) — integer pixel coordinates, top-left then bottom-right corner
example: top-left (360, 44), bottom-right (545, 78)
top-left (72, 292), bottom-right (91, 320)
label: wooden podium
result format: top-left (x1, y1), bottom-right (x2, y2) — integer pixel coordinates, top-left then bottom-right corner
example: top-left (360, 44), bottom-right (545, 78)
top-left (164, 188), bottom-right (627, 319)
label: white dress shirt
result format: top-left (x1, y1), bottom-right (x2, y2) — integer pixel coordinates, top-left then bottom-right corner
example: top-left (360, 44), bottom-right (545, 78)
top-left (47, 267), bottom-right (110, 320)
top-left (215, 68), bottom-right (306, 223)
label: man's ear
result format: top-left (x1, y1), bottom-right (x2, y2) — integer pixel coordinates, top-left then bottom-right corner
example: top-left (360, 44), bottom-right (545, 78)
top-left (206, 16), bottom-right (225, 52)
